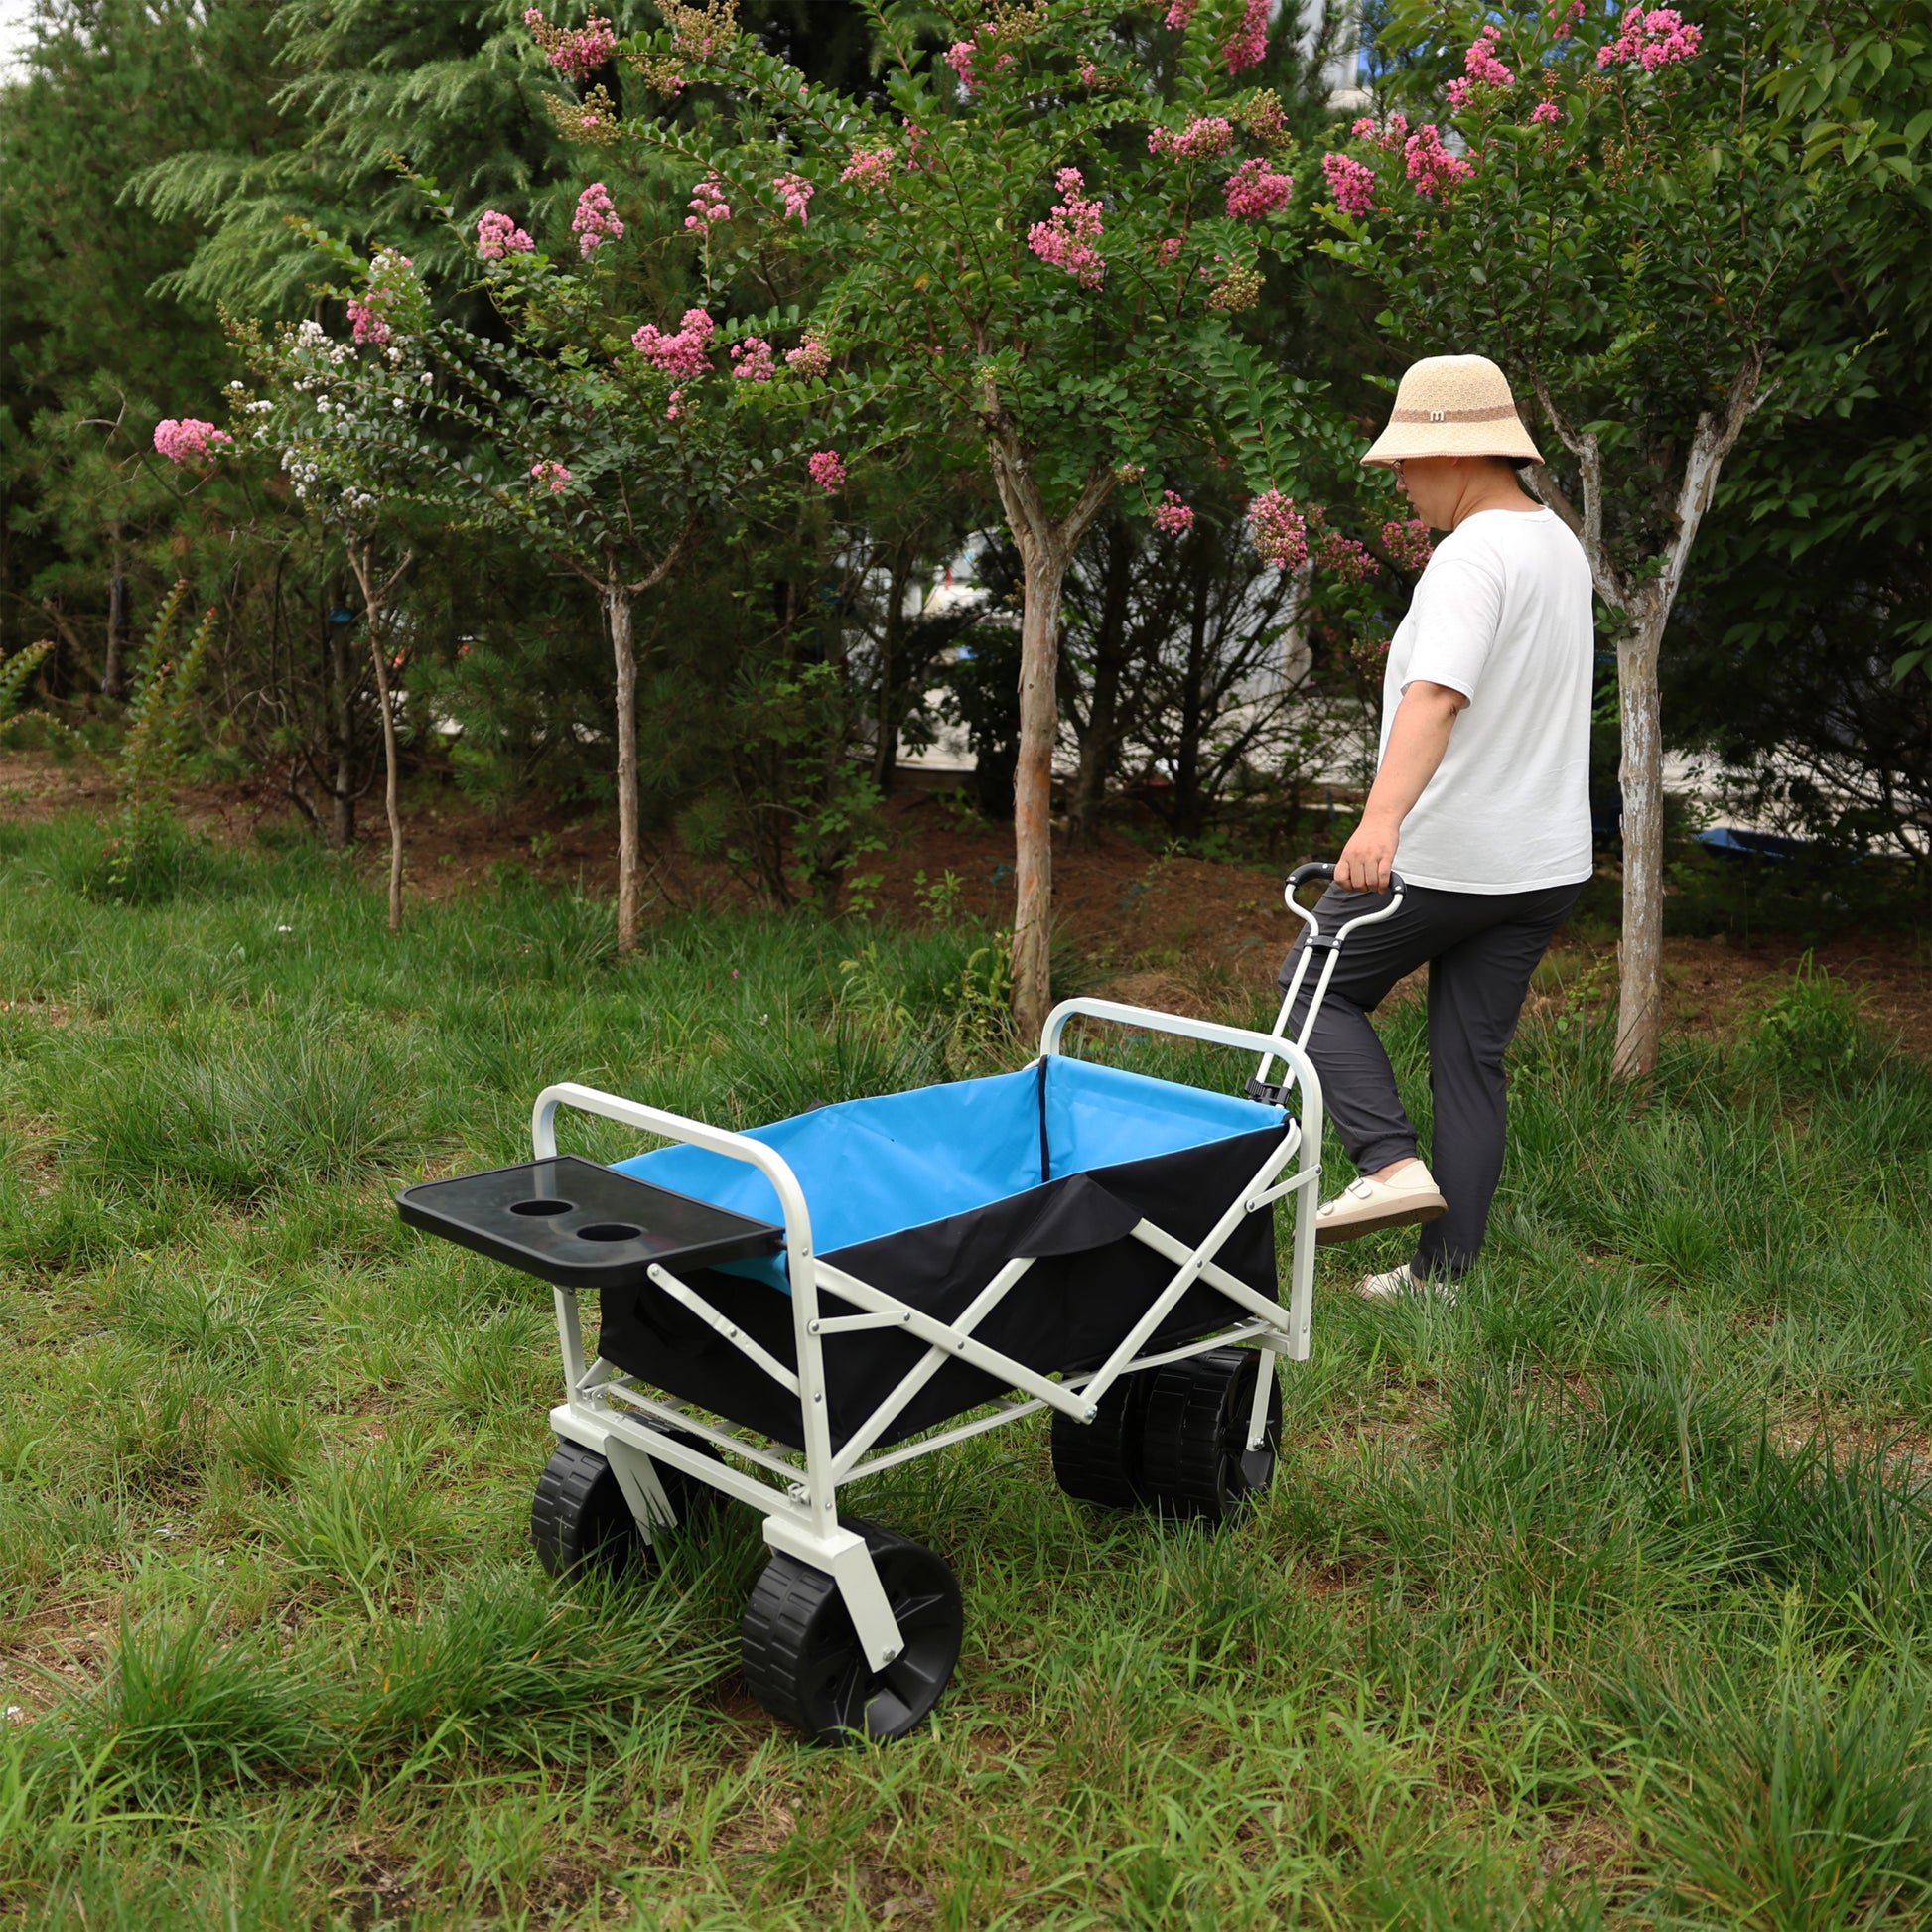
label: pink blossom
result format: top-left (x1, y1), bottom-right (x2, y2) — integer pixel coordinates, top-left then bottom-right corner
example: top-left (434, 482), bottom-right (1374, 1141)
top-left (1225, 157), bottom-right (1294, 220)
top-left (632, 307), bottom-right (715, 379)
top-left (1352, 112), bottom-right (1410, 152)
top-left (731, 336), bottom-right (775, 382)
top-left (347, 301), bottom-right (389, 346)
top-left (154, 418), bottom-right (232, 465)
top-left (773, 172), bottom-right (813, 223)
top-left (1321, 152), bottom-right (1377, 216)
top-left (684, 176), bottom-right (731, 231)
top-left (1463, 24), bottom-right (1516, 88)
top-left (840, 144), bottom-right (895, 191)
top-left (1149, 115), bottom-right (1235, 161)
top-left (1157, 235), bottom-right (1184, 264)
top-left (572, 182), bottom-right (623, 257)
top-left (1551, 0), bottom-right (1586, 38)
top-left (944, 38), bottom-right (978, 90)
top-left (345, 250), bottom-right (414, 346)
top-left (665, 1), bottom-right (732, 59)
top-left (1529, 94), bottom-right (1563, 126)
top-left (808, 449), bottom-right (847, 492)
top-left (1247, 490), bottom-right (1309, 571)
top-left (1221, 0), bottom-right (1270, 73)
top-left (1027, 166), bottom-right (1106, 288)
top-left (530, 460), bottom-right (572, 495)
top-left (523, 9), bottom-right (616, 79)
top-left (1153, 491), bottom-right (1194, 535)
top-left (1598, 6), bottom-right (1703, 69)
top-left (1077, 60), bottom-right (1100, 86)
top-left (477, 210), bottom-right (535, 259)
top-left (666, 387), bottom-right (685, 421)
top-left (1310, 509), bottom-right (1378, 583)
top-left (1381, 517), bottom-right (1435, 572)
top-left (1404, 124), bottom-right (1473, 199)
top-left (785, 337), bottom-right (832, 378)
top-left (1163, 0), bottom-right (1197, 27)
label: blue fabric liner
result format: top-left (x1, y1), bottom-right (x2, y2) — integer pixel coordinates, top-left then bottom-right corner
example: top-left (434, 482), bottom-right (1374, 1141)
top-left (613, 1058), bottom-right (1284, 1294)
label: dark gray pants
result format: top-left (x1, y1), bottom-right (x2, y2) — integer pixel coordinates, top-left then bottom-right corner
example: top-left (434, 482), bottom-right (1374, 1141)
top-left (1277, 881), bottom-right (1581, 1278)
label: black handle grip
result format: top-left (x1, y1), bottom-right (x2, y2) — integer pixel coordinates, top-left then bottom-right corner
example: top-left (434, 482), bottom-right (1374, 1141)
top-left (1285, 862), bottom-right (1409, 897)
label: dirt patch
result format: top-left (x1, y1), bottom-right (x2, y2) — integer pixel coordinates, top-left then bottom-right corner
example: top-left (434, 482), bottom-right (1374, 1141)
top-left (1652, 930), bottom-right (1932, 1059)
top-left (3, 749), bottom-right (1923, 1056)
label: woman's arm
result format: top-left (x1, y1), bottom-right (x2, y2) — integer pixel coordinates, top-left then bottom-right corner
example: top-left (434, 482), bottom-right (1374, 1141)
top-left (1333, 679), bottom-right (1468, 893)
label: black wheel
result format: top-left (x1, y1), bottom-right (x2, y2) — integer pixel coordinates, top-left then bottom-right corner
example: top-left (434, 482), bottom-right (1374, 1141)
top-left (740, 1519), bottom-right (963, 1744)
top-left (529, 1434), bottom-right (721, 1580)
top-left (1050, 1367), bottom-right (1154, 1507)
top-left (1138, 1348), bottom-right (1282, 1524)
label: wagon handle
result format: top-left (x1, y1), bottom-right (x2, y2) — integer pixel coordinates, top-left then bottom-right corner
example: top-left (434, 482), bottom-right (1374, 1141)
top-left (1248, 863), bottom-right (1409, 1105)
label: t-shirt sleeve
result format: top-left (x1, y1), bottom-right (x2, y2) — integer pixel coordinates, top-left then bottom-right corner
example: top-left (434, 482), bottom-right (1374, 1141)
top-left (1398, 534), bottom-right (1505, 704)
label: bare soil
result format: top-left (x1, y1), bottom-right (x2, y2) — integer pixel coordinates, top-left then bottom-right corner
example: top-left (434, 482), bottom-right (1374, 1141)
top-left (5, 750), bottom-right (1925, 1056)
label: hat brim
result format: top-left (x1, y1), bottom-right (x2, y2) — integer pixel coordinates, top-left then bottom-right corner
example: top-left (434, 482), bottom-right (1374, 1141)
top-left (1361, 408), bottom-right (1542, 467)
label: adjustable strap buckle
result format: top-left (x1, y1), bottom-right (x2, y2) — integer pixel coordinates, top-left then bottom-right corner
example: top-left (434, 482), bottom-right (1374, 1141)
top-left (1245, 1076), bottom-right (1293, 1108)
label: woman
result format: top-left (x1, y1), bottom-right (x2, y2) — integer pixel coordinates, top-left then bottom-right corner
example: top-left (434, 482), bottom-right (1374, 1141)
top-left (1280, 354), bottom-right (1594, 1299)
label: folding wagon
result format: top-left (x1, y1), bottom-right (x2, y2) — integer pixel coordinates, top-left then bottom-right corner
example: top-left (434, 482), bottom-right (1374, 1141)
top-left (399, 864), bottom-right (1403, 1743)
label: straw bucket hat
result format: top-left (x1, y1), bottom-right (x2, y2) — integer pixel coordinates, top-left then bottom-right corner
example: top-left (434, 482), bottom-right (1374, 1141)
top-left (1360, 354), bottom-right (1542, 467)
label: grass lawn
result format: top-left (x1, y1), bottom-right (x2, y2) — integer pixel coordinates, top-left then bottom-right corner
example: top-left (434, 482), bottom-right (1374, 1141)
top-left (2, 813), bottom-right (1929, 1930)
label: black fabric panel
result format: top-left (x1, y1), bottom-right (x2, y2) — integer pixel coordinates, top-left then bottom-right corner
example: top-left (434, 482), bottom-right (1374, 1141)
top-left (594, 1124), bottom-right (1283, 1453)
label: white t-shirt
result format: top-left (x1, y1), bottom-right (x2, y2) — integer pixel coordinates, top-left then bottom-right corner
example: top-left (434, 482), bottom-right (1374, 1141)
top-left (1379, 505), bottom-right (1594, 895)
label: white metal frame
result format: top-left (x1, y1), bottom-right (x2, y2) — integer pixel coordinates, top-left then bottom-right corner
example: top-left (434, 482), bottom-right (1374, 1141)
top-left (1250, 871), bottom-right (1409, 1101)
top-left (531, 999), bottom-right (1327, 1675)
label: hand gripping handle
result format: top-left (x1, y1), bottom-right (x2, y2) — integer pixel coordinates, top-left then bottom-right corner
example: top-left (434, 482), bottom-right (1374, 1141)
top-left (1246, 864), bottom-right (1409, 1105)
top-left (1282, 861), bottom-right (1410, 937)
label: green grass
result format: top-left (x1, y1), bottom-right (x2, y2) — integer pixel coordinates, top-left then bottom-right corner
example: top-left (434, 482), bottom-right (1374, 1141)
top-left (1, 812), bottom-right (1929, 1929)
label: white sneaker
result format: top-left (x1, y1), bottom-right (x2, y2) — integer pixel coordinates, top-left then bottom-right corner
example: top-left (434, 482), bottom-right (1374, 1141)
top-left (1355, 1266), bottom-right (1457, 1306)
top-left (1315, 1162), bottom-right (1449, 1245)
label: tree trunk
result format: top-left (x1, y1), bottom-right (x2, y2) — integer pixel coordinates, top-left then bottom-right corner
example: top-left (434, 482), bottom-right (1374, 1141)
top-left (1612, 594), bottom-right (1667, 1080)
top-left (1531, 355), bottom-right (1765, 1082)
top-left (979, 397), bottom-right (1115, 1042)
top-left (1173, 557), bottom-right (1212, 840)
top-left (327, 614), bottom-right (356, 849)
top-left (367, 634), bottom-right (405, 935)
top-left (345, 540), bottom-right (412, 936)
top-left (608, 584), bottom-right (642, 955)
top-left (1011, 536), bottom-right (1066, 1041)
top-left (1068, 525), bottom-right (1134, 847)
top-left (873, 548), bottom-right (909, 794)
top-left (104, 526), bottom-right (129, 700)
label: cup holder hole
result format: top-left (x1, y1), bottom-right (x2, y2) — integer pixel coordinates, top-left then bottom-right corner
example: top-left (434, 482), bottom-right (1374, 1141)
top-left (509, 1199), bottom-right (574, 1217)
top-left (575, 1222), bottom-right (642, 1243)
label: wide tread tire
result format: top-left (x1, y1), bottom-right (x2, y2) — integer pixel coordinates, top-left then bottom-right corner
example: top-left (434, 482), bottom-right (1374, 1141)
top-left (740, 1519), bottom-right (962, 1745)
top-left (529, 1434), bottom-right (721, 1580)
top-left (1138, 1348), bottom-right (1282, 1525)
top-left (1050, 1368), bottom-right (1154, 1507)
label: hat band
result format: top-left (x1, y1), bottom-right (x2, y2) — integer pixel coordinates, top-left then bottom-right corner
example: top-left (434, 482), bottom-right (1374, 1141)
top-left (1387, 403), bottom-right (1523, 426)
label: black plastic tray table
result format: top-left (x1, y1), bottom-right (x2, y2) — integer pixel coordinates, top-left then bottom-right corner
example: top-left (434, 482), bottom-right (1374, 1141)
top-left (397, 1155), bottom-right (782, 1290)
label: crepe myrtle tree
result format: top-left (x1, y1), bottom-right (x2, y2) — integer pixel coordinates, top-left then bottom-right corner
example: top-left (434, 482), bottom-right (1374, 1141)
top-left (270, 194), bottom-right (821, 955)
top-left (559, 0), bottom-right (1332, 1035)
top-left (208, 344), bottom-right (418, 933)
top-left (1316, 0), bottom-right (1841, 1079)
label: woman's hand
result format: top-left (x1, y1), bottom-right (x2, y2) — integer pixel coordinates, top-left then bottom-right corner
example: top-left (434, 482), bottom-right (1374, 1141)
top-left (1335, 812), bottom-right (1401, 894)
